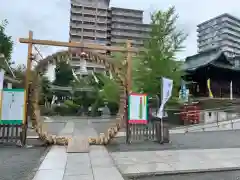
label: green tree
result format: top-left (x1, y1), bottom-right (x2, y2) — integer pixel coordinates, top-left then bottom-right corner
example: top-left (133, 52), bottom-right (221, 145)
top-left (40, 76), bottom-right (53, 106)
top-left (134, 6), bottom-right (186, 97)
top-left (13, 64), bottom-right (26, 80)
top-left (0, 19), bottom-right (13, 62)
top-left (53, 61), bottom-right (74, 86)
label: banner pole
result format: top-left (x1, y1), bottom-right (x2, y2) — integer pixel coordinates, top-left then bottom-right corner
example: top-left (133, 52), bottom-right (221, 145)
top-left (160, 77), bottom-right (164, 144)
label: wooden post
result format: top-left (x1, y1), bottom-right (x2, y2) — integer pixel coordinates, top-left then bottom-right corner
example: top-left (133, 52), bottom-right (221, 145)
top-left (126, 40), bottom-right (132, 92)
top-left (22, 31), bottom-right (33, 145)
top-left (24, 31), bottom-right (33, 125)
top-left (125, 40), bottom-right (132, 144)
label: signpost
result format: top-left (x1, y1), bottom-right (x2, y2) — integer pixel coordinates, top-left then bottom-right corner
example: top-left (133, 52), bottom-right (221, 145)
top-left (128, 93), bottom-right (148, 124)
top-left (0, 89), bottom-right (25, 125)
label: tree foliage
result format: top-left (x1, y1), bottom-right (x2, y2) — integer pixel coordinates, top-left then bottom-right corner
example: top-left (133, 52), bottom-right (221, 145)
top-left (53, 61), bottom-right (74, 86)
top-left (13, 64), bottom-right (26, 80)
top-left (0, 19), bottom-right (13, 62)
top-left (134, 6), bottom-right (186, 97)
top-left (40, 76), bottom-right (52, 104)
top-left (97, 73), bottom-right (120, 104)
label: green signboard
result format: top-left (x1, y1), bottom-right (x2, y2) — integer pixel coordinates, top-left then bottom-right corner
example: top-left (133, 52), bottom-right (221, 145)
top-left (0, 89), bottom-right (25, 125)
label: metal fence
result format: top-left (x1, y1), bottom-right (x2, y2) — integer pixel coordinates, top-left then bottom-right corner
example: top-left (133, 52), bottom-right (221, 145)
top-left (171, 112), bottom-right (240, 134)
top-left (128, 123), bottom-right (156, 142)
top-left (0, 124), bottom-right (23, 145)
top-left (126, 103), bottom-right (240, 143)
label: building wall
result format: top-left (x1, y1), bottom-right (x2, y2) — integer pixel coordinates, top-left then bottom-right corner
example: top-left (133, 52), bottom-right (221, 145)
top-left (70, 0), bottom-right (109, 55)
top-left (197, 13), bottom-right (240, 58)
top-left (69, 0), bottom-right (151, 75)
top-left (109, 7), bottom-right (150, 47)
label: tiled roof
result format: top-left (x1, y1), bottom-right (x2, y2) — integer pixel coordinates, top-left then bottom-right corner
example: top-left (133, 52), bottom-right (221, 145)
top-left (182, 49), bottom-right (238, 71)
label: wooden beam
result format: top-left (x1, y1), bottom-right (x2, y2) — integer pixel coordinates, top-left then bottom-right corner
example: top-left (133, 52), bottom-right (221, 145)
top-left (19, 38), bottom-right (139, 53)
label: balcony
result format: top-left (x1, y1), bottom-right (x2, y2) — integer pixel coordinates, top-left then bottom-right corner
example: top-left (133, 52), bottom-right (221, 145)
top-left (112, 24), bottom-right (151, 32)
top-left (111, 31), bottom-right (144, 38)
top-left (96, 17), bottom-right (108, 24)
top-left (96, 25), bottom-right (107, 31)
top-left (97, 11), bottom-right (108, 17)
top-left (83, 31), bottom-right (95, 37)
top-left (111, 11), bottom-right (142, 18)
top-left (111, 18), bottom-right (142, 24)
top-left (95, 33), bottom-right (107, 39)
top-left (70, 31), bottom-right (81, 37)
top-left (71, 16), bottom-right (81, 21)
top-left (71, 1), bottom-right (109, 9)
top-left (82, 17), bottom-right (96, 22)
top-left (111, 38), bottom-right (143, 45)
top-left (82, 9), bottom-right (96, 15)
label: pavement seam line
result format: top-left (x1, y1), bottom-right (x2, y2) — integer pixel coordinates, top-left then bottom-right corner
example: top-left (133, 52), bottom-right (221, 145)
top-left (63, 148), bottom-right (68, 180)
top-left (88, 151), bottom-right (96, 180)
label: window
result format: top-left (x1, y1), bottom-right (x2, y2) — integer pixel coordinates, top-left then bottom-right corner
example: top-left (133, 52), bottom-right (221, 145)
top-left (234, 59), bottom-right (240, 67)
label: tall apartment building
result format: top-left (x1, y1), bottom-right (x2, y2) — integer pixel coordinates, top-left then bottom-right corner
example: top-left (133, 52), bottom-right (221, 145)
top-left (197, 13), bottom-right (240, 58)
top-left (70, 0), bottom-right (109, 75)
top-left (109, 7), bottom-right (150, 47)
top-left (69, 0), bottom-right (150, 75)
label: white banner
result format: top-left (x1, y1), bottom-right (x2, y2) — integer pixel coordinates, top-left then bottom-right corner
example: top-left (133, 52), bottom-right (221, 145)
top-left (157, 77), bottom-right (173, 118)
top-left (0, 69), bottom-right (5, 90)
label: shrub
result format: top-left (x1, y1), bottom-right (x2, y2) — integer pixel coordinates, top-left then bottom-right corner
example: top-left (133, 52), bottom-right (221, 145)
top-left (40, 106), bottom-right (57, 116)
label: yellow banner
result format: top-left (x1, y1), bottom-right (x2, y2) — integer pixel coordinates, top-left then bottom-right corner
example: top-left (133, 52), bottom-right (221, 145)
top-left (207, 78), bottom-right (213, 98)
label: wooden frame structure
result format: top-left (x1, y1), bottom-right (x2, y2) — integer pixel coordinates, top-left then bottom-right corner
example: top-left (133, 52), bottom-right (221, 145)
top-left (19, 30), bottom-right (139, 145)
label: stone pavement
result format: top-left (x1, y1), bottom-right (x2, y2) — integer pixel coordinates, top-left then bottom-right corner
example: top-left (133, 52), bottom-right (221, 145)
top-left (32, 120), bottom-right (124, 180)
top-left (32, 145), bottom-right (124, 180)
top-left (30, 117), bottom-right (240, 179)
top-left (127, 170), bottom-right (240, 180)
top-left (111, 148), bottom-right (240, 176)
top-left (0, 143), bottom-right (49, 180)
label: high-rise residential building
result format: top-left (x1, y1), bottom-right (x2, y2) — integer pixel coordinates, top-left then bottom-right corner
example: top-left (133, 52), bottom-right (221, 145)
top-left (69, 0), bottom-right (150, 75)
top-left (70, 0), bottom-right (110, 75)
top-left (197, 13), bottom-right (240, 58)
top-left (109, 7), bottom-right (150, 47)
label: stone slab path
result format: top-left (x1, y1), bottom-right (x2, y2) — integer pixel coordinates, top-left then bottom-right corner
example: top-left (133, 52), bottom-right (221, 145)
top-left (32, 120), bottom-right (124, 180)
top-left (111, 148), bottom-right (240, 176)
top-left (32, 145), bottom-right (124, 180)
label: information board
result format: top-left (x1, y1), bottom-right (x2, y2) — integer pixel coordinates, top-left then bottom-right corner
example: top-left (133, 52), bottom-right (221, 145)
top-left (0, 89), bottom-right (25, 125)
top-left (128, 93), bottom-right (148, 124)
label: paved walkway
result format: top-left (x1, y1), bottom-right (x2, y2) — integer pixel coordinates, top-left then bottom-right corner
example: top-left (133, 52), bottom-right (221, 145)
top-left (32, 120), bottom-right (124, 180)
top-left (0, 143), bottom-right (48, 180)
top-left (30, 117), bottom-right (240, 179)
top-left (32, 145), bottom-right (124, 180)
top-left (111, 148), bottom-right (240, 176)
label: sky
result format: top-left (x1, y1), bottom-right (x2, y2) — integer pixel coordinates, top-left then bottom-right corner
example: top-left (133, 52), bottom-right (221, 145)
top-left (1, 0), bottom-right (240, 66)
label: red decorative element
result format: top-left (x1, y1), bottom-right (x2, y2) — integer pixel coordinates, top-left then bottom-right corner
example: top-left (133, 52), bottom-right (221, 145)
top-left (180, 104), bottom-right (200, 124)
top-left (130, 92), bottom-right (147, 96)
top-left (129, 120), bottom-right (148, 124)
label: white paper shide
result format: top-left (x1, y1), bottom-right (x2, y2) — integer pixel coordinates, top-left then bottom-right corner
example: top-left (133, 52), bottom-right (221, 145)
top-left (0, 69), bottom-right (5, 91)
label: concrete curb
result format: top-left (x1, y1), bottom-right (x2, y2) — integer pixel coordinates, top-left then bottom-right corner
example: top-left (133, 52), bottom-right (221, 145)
top-left (125, 166), bottom-right (240, 178)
